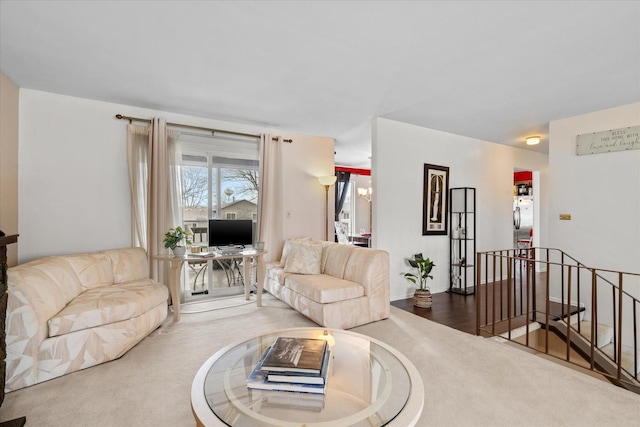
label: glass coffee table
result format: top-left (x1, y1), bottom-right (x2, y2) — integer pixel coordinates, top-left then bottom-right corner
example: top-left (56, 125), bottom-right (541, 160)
top-left (191, 327), bottom-right (424, 426)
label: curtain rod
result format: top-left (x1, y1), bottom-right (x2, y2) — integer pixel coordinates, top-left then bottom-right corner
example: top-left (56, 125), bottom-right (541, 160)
top-left (114, 114), bottom-right (292, 143)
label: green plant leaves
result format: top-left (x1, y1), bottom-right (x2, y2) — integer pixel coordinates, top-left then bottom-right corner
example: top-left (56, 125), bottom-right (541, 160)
top-left (402, 253), bottom-right (436, 291)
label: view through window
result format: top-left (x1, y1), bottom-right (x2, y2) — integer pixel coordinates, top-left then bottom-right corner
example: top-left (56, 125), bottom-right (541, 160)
top-left (178, 132), bottom-right (259, 302)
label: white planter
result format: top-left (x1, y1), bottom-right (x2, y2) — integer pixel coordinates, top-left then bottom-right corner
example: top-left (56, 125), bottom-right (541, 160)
top-left (172, 246), bottom-right (187, 257)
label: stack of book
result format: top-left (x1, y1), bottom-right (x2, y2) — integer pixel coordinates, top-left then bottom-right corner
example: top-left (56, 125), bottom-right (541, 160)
top-left (246, 337), bottom-right (331, 395)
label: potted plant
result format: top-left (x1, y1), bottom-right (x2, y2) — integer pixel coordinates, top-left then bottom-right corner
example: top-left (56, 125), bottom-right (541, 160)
top-left (163, 226), bottom-right (192, 257)
top-left (402, 253), bottom-right (435, 308)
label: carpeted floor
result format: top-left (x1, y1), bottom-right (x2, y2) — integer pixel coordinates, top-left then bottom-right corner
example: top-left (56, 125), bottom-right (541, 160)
top-left (2, 294), bottom-right (640, 426)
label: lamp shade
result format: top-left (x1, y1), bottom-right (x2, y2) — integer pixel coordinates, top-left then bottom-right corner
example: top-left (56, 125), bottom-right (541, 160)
top-left (318, 175), bottom-right (337, 186)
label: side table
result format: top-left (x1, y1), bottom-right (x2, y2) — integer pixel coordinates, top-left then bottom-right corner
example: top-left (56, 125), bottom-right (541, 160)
top-left (154, 250), bottom-right (265, 322)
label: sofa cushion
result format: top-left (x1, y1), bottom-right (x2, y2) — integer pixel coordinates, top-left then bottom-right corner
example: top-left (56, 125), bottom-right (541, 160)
top-left (322, 244), bottom-right (355, 278)
top-left (285, 274), bottom-right (364, 304)
top-left (65, 253), bottom-right (114, 290)
top-left (48, 279), bottom-right (168, 337)
top-left (284, 240), bottom-right (323, 275)
top-left (104, 247), bottom-right (149, 283)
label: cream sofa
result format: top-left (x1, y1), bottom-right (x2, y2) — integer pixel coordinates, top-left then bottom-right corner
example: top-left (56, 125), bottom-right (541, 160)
top-left (5, 247), bottom-right (168, 391)
top-left (263, 239), bottom-right (390, 329)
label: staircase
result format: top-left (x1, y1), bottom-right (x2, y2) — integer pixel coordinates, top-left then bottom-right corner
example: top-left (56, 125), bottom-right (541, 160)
top-left (476, 248), bottom-right (640, 393)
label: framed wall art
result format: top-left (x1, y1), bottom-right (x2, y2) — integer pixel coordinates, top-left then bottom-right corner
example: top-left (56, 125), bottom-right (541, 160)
top-left (422, 163), bottom-right (449, 235)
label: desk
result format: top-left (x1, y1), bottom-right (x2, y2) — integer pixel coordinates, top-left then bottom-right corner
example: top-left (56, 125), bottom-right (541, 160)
top-left (155, 250), bottom-right (265, 322)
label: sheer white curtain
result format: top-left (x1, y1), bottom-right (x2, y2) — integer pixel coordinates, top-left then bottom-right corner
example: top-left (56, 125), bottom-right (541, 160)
top-left (127, 118), bottom-right (182, 282)
top-left (257, 134), bottom-right (283, 270)
top-left (127, 124), bottom-right (150, 249)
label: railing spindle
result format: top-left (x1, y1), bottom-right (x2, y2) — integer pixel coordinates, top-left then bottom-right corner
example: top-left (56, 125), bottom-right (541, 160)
top-left (566, 266), bottom-right (572, 362)
top-left (561, 252), bottom-right (566, 319)
top-left (475, 251), bottom-right (482, 336)
top-left (577, 264), bottom-right (582, 335)
top-left (525, 254), bottom-right (530, 348)
top-left (507, 253), bottom-right (513, 340)
top-left (612, 283), bottom-right (617, 362)
top-left (491, 253), bottom-right (497, 336)
top-left (545, 254), bottom-right (550, 355)
top-left (617, 273), bottom-right (624, 380)
top-left (499, 250), bottom-right (504, 320)
top-left (590, 270), bottom-right (597, 371)
top-left (634, 301), bottom-right (638, 380)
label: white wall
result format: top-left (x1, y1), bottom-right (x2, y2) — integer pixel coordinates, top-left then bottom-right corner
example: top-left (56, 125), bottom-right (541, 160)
top-left (372, 117), bottom-right (549, 300)
top-left (278, 130), bottom-right (336, 245)
top-left (18, 89), bottom-right (334, 263)
top-left (0, 71), bottom-right (20, 266)
top-left (548, 103), bottom-right (640, 344)
top-left (548, 102), bottom-right (640, 273)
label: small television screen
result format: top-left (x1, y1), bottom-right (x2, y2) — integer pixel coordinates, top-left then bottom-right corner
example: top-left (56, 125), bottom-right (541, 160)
top-left (208, 219), bottom-right (254, 248)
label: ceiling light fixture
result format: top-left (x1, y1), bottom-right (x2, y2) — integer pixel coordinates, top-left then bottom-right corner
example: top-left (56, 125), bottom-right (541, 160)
top-left (526, 136), bottom-right (540, 145)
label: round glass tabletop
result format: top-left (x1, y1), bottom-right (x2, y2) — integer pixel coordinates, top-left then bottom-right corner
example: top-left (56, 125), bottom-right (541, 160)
top-left (191, 327), bottom-right (424, 426)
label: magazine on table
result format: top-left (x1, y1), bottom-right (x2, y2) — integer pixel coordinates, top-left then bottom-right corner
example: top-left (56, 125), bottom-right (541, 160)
top-left (259, 337), bottom-right (328, 374)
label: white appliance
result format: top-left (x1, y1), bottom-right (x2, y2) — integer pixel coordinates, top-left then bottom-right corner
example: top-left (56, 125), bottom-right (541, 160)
top-left (513, 195), bottom-right (533, 247)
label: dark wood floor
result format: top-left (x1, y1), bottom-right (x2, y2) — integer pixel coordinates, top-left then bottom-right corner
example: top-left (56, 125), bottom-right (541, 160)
top-left (392, 291), bottom-right (478, 334)
top-left (392, 271), bottom-right (580, 337)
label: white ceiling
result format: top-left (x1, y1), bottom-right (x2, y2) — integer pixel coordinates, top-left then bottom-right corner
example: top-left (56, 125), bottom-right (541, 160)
top-left (1, 1), bottom-right (639, 167)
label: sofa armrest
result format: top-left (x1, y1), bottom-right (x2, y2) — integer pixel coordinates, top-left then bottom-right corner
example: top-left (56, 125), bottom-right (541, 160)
top-left (104, 247), bottom-right (150, 283)
top-left (343, 248), bottom-right (390, 300)
top-left (5, 257), bottom-right (84, 387)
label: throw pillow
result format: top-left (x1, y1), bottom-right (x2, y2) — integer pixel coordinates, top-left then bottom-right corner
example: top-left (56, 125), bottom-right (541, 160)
top-left (283, 241), bottom-right (323, 275)
top-left (280, 237), bottom-right (312, 267)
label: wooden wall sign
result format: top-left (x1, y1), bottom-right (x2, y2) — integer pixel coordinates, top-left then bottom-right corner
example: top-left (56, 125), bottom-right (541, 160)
top-left (576, 125), bottom-right (640, 155)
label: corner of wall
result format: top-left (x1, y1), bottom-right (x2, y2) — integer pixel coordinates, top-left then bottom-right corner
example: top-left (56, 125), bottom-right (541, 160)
top-left (0, 71), bottom-right (20, 266)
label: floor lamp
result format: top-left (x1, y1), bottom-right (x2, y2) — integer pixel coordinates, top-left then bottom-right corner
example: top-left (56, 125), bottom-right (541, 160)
top-left (318, 175), bottom-right (337, 241)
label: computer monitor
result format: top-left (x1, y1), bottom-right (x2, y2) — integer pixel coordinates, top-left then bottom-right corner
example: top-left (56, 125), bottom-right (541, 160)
top-left (208, 219), bottom-right (253, 248)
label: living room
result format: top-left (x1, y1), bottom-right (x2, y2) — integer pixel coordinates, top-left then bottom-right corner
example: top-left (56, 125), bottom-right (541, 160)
top-left (1, 1), bottom-right (640, 426)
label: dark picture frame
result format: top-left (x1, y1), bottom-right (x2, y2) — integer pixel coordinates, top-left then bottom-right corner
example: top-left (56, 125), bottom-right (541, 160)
top-left (422, 163), bottom-right (449, 235)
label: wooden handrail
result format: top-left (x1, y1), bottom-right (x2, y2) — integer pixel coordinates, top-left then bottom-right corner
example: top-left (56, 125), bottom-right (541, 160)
top-left (476, 247), bottom-right (640, 393)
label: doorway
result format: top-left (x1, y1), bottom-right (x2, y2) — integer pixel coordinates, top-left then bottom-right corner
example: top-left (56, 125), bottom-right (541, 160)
top-left (513, 168), bottom-right (540, 250)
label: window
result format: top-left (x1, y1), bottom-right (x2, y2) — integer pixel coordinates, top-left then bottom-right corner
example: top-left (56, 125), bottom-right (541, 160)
top-left (178, 133), bottom-right (259, 236)
top-left (177, 132), bottom-right (259, 302)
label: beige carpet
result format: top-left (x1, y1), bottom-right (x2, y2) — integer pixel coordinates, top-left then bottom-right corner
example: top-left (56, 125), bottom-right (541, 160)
top-left (2, 294), bottom-right (640, 426)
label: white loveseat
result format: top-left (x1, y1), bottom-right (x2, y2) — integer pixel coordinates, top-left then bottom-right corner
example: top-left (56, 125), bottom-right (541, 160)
top-left (5, 247), bottom-right (168, 391)
top-left (263, 239), bottom-right (390, 329)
